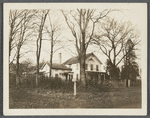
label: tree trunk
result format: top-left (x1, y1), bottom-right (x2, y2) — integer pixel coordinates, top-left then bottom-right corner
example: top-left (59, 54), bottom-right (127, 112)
top-left (49, 37), bottom-right (53, 78)
top-left (36, 30), bottom-right (42, 87)
top-left (9, 37), bottom-right (12, 58)
top-left (36, 10), bottom-right (49, 86)
top-left (9, 25), bottom-right (13, 61)
top-left (36, 56), bottom-right (39, 86)
top-left (113, 45), bottom-right (116, 66)
top-left (80, 53), bottom-right (86, 86)
top-left (16, 46), bottom-right (20, 86)
top-left (79, 31), bottom-right (86, 86)
top-left (49, 56), bottom-right (52, 78)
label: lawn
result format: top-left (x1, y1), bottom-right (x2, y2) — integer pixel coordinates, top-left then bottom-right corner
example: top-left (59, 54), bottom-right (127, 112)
top-left (9, 84), bottom-right (141, 108)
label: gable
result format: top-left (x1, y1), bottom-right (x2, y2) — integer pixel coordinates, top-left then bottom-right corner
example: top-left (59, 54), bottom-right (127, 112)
top-left (86, 54), bottom-right (102, 65)
top-left (63, 52), bottom-right (102, 65)
top-left (86, 55), bottom-right (102, 65)
top-left (88, 58), bottom-right (95, 62)
top-left (40, 63), bottom-right (49, 72)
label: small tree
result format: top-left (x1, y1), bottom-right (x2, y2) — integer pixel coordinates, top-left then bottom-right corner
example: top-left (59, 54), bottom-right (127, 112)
top-left (121, 44), bottom-right (139, 86)
top-left (106, 59), bottom-right (120, 80)
top-left (121, 63), bottom-right (139, 81)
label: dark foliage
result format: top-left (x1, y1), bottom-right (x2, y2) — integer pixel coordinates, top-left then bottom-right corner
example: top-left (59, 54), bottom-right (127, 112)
top-left (106, 59), bottom-right (120, 80)
top-left (121, 63), bottom-right (139, 81)
top-left (9, 74), bottom-right (74, 92)
top-left (38, 77), bottom-right (73, 91)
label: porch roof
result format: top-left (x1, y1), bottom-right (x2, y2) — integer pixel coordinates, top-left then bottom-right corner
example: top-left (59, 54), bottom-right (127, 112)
top-left (63, 72), bottom-right (74, 74)
top-left (85, 70), bottom-right (106, 74)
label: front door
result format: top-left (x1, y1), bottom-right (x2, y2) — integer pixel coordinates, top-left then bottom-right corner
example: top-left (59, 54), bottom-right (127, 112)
top-left (94, 73), bottom-right (98, 86)
top-left (65, 74), bottom-right (67, 81)
top-left (101, 74), bottom-right (104, 84)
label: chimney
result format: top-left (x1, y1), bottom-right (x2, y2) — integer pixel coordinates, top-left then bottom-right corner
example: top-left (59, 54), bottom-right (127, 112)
top-left (59, 53), bottom-right (62, 64)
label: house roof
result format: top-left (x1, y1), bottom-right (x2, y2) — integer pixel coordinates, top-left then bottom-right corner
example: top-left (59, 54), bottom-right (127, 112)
top-left (41, 63), bottom-right (72, 70)
top-left (63, 52), bottom-right (102, 65)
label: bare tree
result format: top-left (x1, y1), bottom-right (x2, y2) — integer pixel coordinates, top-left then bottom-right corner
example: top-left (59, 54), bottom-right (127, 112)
top-left (35, 10), bottom-right (49, 86)
top-left (9, 10), bottom-right (26, 62)
top-left (43, 12), bottom-right (62, 78)
top-left (14, 10), bottom-right (37, 85)
top-left (61, 9), bottom-right (113, 86)
top-left (92, 18), bottom-right (140, 79)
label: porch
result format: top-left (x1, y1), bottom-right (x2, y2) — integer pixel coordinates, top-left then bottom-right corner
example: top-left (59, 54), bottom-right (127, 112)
top-left (60, 72), bottom-right (74, 82)
top-left (85, 71), bottom-right (106, 86)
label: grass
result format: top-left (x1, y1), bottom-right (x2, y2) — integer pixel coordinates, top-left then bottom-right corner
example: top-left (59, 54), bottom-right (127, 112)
top-left (9, 83), bottom-right (141, 108)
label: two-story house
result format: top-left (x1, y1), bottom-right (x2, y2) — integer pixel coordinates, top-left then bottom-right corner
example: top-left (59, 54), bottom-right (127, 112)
top-left (63, 52), bottom-right (106, 85)
top-left (39, 52), bottom-right (106, 85)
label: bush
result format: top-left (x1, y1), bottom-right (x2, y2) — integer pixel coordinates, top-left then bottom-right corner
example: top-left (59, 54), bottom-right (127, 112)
top-left (37, 76), bottom-right (74, 92)
top-left (38, 77), bottom-right (62, 89)
top-left (10, 73), bottom-right (75, 90)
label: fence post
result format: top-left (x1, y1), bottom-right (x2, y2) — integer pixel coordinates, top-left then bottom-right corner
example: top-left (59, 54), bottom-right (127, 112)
top-left (72, 78), bottom-right (76, 96)
top-left (74, 81), bottom-right (76, 96)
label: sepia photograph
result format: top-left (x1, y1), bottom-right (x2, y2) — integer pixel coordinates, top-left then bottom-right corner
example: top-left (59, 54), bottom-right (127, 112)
top-left (3, 3), bottom-right (147, 115)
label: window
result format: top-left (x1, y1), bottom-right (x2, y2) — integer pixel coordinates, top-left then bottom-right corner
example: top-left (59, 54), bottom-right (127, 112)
top-left (96, 65), bottom-right (99, 71)
top-left (76, 74), bottom-right (78, 80)
top-left (85, 64), bottom-right (88, 70)
top-left (89, 58), bottom-right (94, 62)
top-left (91, 64), bottom-right (93, 70)
top-left (76, 63), bottom-right (78, 70)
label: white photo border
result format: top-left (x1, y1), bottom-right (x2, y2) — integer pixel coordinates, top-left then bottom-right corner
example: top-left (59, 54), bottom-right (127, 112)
top-left (3, 3), bottom-right (147, 116)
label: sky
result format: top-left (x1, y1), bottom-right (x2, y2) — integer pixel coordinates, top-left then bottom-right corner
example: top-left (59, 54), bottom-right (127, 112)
top-left (8, 3), bottom-right (147, 70)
